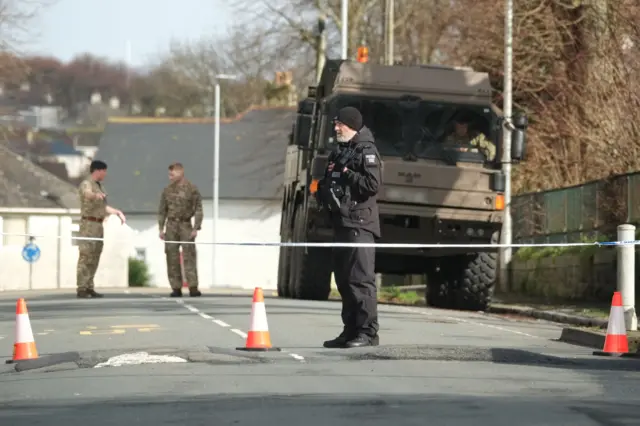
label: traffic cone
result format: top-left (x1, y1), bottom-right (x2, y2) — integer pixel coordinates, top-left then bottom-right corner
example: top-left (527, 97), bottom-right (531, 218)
top-left (6, 298), bottom-right (38, 364)
top-left (593, 291), bottom-right (629, 357)
top-left (236, 287), bottom-right (281, 352)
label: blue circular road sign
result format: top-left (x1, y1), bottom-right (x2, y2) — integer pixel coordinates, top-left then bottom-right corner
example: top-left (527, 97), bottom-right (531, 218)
top-left (22, 242), bottom-right (41, 263)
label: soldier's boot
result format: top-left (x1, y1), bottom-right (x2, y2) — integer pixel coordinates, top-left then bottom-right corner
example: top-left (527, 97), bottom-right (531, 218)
top-left (345, 334), bottom-right (379, 348)
top-left (87, 289), bottom-right (104, 298)
top-left (77, 290), bottom-right (91, 299)
top-left (189, 288), bottom-right (201, 297)
top-left (170, 289), bottom-right (182, 297)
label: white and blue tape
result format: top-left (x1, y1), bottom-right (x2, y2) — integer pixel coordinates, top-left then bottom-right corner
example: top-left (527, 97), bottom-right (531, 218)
top-left (0, 232), bottom-right (637, 248)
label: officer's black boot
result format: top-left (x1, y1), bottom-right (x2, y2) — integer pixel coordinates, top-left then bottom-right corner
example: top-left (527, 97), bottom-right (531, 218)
top-left (323, 330), bottom-right (351, 348)
top-left (345, 334), bottom-right (379, 348)
top-left (189, 288), bottom-right (201, 297)
top-left (170, 289), bottom-right (182, 297)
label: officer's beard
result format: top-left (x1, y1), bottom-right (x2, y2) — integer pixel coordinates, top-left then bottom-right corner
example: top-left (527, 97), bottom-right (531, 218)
top-left (336, 130), bottom-right (356, 143)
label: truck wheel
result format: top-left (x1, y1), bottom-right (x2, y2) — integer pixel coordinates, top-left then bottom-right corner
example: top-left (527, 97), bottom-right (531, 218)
top-left (426, 265), bottom-right (454, 310)
top-left (452, 252), bottom-right (497, 312)
top-left (426, 252), bottom-right (496, 311)
top-left (288, 206), bottom-right (332, 300)
top-left (277, 244), bottom-right (291, 297)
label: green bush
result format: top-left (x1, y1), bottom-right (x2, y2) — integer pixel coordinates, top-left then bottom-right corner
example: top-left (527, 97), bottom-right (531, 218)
top-left (128, 257), bottom-right (150, 287)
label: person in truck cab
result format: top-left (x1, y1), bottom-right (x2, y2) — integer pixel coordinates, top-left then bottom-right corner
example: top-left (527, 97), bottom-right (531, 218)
top-left (443, 112), bottom-right (496, 161)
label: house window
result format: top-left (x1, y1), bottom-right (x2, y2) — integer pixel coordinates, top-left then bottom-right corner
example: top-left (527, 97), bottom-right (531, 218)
top-left (135, 248), bottom-right (146, 262)
top-left (70, 217), bottom-right (81, 246)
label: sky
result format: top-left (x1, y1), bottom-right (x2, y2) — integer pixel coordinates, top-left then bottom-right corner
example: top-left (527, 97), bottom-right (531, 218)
top-left (25, 0), bottom-right (232, 69)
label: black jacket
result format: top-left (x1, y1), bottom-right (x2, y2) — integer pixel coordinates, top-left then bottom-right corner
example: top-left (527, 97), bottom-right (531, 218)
top-left (318, 126), bottom-right (382, 238)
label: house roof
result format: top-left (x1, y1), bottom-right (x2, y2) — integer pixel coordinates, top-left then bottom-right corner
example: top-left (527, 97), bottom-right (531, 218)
top-left (94, 106), bottom-right (296, 213)
top-left (0, 140), bottom-right (81, 209)
top-left (69, 130), bottom-right (102, 147)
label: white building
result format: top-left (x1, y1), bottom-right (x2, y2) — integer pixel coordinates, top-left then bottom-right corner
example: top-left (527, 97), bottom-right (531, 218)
top-left (95, 106), bottom-right (295, 290)
top-left (0, 142), bottom-right (130, 291)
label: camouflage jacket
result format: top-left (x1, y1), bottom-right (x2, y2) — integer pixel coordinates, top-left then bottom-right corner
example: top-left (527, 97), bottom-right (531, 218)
top-left (157, 179), bottom-right (204, 230)
top-left (444, 132), bottom-right (496, 161)
top-left (78, 179), bottom-right (107, 219)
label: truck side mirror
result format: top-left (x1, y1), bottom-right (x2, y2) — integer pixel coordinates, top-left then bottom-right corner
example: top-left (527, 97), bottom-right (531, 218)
top-left (511, 112), bottom-right (528, 163)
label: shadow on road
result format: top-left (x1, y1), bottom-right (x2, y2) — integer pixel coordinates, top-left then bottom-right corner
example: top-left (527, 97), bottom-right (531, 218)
top-left (299, 346), bottom-right (640, 373)
top-left (0, 394), bottom-right (637, 425)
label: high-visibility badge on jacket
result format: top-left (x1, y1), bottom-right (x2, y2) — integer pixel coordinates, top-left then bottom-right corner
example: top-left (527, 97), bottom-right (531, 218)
top-left (365, 154), bottom-right (376, 165)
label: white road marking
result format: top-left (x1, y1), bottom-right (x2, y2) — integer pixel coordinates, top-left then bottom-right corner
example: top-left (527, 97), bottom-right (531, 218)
top-left (402, 306), bottom-right (542, 339)
top-left (94, 352), bottom-right (187, 368)
top-left (124, 290), bottom-right (130, 294)
top-left (288, 353), bottom-right (305, 361)
top-left (170, 299), bottom-right (304, 362)
top-left (0, 336), bottom-right (4, 340)
top-left (231, 328), bottom-right (248, 338)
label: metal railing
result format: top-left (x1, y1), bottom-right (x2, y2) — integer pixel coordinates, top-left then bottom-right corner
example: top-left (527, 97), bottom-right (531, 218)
top-left (513, 171), bottom-right (640, 243)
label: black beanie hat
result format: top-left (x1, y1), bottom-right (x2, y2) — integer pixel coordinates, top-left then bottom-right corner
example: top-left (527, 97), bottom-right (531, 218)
top-left (335, 106), bottom-right (363, 131)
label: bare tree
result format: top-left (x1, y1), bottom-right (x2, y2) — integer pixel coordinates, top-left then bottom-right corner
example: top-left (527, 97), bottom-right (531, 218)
top-left (0, 0), bottom-right (54, 83)
top-left (450, 0), bottom-right (640, 194)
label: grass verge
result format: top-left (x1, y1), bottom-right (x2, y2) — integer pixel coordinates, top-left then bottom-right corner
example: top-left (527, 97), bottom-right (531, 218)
top-left (330, 286), bottom-right (424, 306)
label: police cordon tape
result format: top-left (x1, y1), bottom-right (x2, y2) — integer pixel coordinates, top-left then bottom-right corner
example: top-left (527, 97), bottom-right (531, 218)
top-left (0, 232), bottom-right (636, 248)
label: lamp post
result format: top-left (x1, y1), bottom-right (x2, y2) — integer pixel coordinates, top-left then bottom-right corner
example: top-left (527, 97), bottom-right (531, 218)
top-left (341, 0), bottom-right (348, 59)
top-left (500, 0), bottom-right (514, 289)
top-left (212, 73), bottom-right (237, 286)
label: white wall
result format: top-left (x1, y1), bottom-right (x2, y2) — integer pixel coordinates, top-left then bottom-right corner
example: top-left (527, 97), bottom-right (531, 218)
top-left (51, 154), bottom-right (91, 179)
top-left (0, 212), bottom-right (131, 291)
top-left (75, 146), bottom-right (98, 160)
top-left (123, 199), bottom-right (282, 290)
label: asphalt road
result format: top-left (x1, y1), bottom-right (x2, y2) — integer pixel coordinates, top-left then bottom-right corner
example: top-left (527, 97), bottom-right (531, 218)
top-left (0, 288), bottom-right (639, 426)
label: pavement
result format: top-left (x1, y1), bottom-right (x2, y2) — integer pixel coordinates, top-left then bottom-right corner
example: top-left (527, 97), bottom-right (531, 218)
top-left (0, 288), bottom-right (639, 425)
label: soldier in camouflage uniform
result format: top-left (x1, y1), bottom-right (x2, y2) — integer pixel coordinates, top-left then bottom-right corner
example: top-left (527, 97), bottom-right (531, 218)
top-left (444, 112), bottom-right (496, 161)
top-left (76, 160), bottom-right (126, 299)
top-left (158, 162), bottom-right (204, 297)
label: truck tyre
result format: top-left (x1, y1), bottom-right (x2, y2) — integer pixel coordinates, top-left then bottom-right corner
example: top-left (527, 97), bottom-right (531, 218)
top-left (426, 252), bottom-right (496, 311)
top-left (426, 264), bottom-right (454, 310)
top-left (452, 252), bottom-right (497, 312)
top-left (277, 244), bottom-right (291, 298)
top-left (288, 205), bottom-right (332, 301)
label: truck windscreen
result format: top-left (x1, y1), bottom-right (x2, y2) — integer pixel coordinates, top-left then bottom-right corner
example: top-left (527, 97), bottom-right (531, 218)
top-left (326, 96), bottom-right (497, 165)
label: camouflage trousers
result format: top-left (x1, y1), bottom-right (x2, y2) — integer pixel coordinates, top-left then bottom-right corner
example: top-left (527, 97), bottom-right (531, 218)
top-left (165, 220), bottom-right (198, 290)
top-left (76, 221), bottom-right (104, 291)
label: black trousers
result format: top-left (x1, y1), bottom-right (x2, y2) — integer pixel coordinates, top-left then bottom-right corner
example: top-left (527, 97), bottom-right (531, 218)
top-left (332, 227), bottom-right (379, 338)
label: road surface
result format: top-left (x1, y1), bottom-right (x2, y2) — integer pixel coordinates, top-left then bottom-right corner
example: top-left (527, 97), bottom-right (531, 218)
top-left (0, 288), bottom-right (639, 425)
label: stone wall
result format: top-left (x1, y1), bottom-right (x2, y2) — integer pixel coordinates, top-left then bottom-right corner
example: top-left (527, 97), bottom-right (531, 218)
top-left (510, 249), bottom-right (629, 302)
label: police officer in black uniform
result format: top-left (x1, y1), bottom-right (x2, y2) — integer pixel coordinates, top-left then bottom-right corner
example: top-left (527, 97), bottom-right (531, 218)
top-left (317, 106), bottom-right (382, 348)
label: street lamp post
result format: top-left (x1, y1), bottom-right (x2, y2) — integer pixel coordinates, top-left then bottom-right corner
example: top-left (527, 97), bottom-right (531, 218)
top-left (500, 0), bottom-right (514, 290)
top-left (212, 73), bottom-right (237, 287)
top-left (341, 0), bottom-right (348, 59)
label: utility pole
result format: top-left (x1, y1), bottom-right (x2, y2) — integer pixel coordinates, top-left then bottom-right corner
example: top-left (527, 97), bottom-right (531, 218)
top-left (341, 0), bottom-right (348, 59)
top-left (384, 0), bottom-right (394, 65)
top-left (316, 15), bottom-right (327, 83)
top-left (499, 0), bottom-right (514, 291)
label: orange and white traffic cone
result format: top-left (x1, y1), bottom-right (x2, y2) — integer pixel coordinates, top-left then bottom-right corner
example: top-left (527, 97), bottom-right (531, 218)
top-left (593, 291), bottom-right (629, 357)
top-left (6, 298), bottom-right (38, 364)
top-left (236, 287), bottom-right (281, 352)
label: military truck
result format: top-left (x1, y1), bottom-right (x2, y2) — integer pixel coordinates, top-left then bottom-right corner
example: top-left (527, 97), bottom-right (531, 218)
top-left (276, 59), bottom-right (527, 311)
